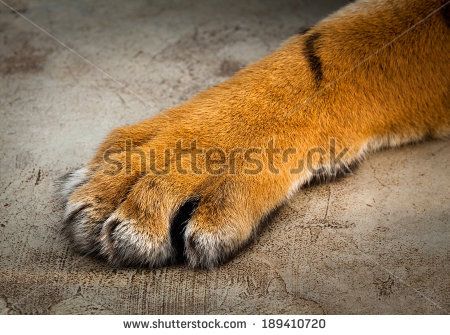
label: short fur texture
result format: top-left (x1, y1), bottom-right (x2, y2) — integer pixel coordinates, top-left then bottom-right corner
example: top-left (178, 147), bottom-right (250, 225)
top-left (60, 0), bottom-right (450, 268)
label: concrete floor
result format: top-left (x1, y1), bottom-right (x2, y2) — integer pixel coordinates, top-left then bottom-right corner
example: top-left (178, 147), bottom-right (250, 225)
top-left (0, 0), bottom-right (449, 314)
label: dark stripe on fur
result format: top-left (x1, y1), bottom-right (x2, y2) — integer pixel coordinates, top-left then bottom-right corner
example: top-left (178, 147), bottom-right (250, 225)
top-left (303, 32), bottom-right (323, 86)
top-left (442, 1), bottom-right (450, 28)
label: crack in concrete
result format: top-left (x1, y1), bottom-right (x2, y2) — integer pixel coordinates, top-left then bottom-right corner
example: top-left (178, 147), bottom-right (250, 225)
top-left (323, 185), bottom-right (331, 220)
top-left (368, 161), bottom-right (387, 187)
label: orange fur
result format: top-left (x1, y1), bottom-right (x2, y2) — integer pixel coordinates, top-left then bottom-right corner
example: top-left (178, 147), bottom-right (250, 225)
top-left (61, 0), bottom-right (450, 267)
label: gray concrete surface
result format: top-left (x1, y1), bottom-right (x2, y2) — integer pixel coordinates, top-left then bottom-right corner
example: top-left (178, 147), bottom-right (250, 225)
top-left (0, 0), bottom-right (449, 314)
